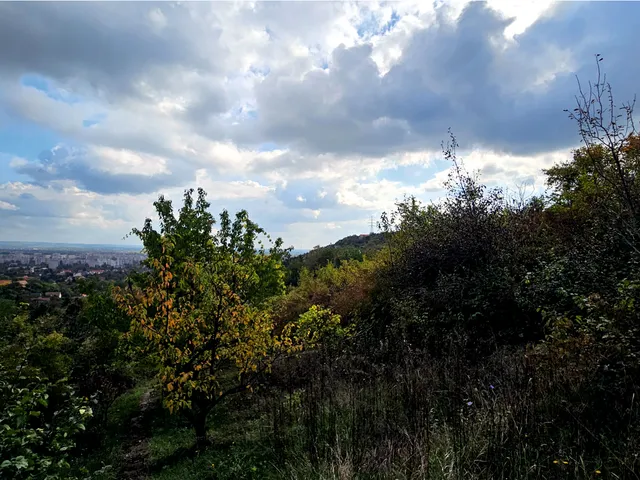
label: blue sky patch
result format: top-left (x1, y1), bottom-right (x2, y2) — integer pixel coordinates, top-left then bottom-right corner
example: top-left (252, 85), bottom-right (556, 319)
top-left (377, 159), bottom-right (450, 187)
top-left (257, 142), bottom-right (283, 152)
top-left (20, 74), bottom-right (82, 105)
top-left (0, 115), bottom-right (66, 183)
top-left (249, 65), bottom-right (271, 77)
top-left (357, 9), bottom-right (399, 39)
top-left (242, 108), bottom-right (258, 120)
top-left (82, 113), bottom-right (107, 128)
top-left (382, 10), bottom-right (400, 35)
top-left (0, 120), bottom-right (62, 162)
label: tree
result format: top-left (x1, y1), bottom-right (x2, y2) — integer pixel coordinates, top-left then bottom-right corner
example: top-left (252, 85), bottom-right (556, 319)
top-left (561, 55), bottom-right (640, 228)
top-left (545, 139), bottom-right (640, 217)
top-left (71, 287), bottom-right (134, 429)
top-left (374, 132), bottom-right (550, 356)
top-left (114, 188), bottom-right (298, 447)
top-left (545, 56), bottom-right (640, 266)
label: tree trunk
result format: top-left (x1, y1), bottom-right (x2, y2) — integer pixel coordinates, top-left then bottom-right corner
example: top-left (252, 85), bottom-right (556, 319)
top-left (192, 408), bottom-right (210, 449)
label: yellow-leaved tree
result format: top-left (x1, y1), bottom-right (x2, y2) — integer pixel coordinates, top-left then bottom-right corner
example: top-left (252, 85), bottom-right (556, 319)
top-left (114, 188), bottom-right (303, 446)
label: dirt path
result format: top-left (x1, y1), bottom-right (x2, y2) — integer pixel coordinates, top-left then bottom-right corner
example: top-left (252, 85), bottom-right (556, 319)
top-left (120, 389), bottom-right (155, 479)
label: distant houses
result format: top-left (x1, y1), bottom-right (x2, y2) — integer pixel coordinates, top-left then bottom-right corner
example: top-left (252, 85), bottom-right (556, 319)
top-left (31, 291), bottom-right (87, 305)
top-left (32, 291), bottom-right (62, 304)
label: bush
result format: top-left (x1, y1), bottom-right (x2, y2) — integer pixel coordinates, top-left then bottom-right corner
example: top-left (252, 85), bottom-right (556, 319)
top-left (0, 371), bottom-right (93, 480)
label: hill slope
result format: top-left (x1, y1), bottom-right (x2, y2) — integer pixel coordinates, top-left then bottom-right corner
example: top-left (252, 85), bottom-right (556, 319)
top-left (285, 232), bottom-right (385, 285)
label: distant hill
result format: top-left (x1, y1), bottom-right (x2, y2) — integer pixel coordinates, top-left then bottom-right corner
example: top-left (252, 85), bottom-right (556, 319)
top-left (289, 249), bottom-right (310, 257)
top-left (284, 232), bottom-right (385, 285)
top-left (332, 232), bottom-right (385, 250)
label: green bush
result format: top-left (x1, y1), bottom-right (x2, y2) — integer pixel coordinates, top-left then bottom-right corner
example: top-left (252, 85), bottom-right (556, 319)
top-left (0, 371), bottom-right (93, 480)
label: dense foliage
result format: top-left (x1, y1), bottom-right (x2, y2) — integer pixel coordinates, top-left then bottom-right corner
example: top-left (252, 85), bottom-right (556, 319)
top-left (0, 274), bottom-right (134, 478)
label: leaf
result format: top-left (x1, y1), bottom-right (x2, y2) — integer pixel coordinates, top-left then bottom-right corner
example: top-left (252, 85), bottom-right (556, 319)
top-left (14, 457), bottom-right (29, 470)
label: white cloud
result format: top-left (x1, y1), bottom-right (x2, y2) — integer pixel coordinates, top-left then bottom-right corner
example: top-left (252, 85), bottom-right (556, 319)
top-left (487, 0), bottom-right (557, 38)
top-left (89, 146), bottom-right (170, 176)
top-left (148, 8), bottom-right (167, 31)
top-left (0, 200), bottom-right (18, 211)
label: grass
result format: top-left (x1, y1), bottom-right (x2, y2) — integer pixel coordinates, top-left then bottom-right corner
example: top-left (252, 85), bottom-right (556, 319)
top-left (79, 345), bottom-right (640, 480)
top-left (265, 346), bottom-right (640, 480)
top-left (109, 382), bottom-right (151, 429)
top-left (80, 373), bottom-right (282, 480)
top-left (81, 380), bottom-right (154, 479)
top-left (148, 392), bottom-right (280, 480)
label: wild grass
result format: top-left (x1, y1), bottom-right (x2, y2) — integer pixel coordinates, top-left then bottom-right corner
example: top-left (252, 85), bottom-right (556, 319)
top-left (267, 345), bottom-right (640, 479)
top-left (82, 342), bottom-right (640, 480)
top-left (80, 381), bottom-right (153, 479)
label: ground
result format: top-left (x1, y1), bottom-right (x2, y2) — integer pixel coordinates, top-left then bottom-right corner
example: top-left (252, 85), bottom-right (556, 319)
top-left (86, 383), bottom-right (282, 480)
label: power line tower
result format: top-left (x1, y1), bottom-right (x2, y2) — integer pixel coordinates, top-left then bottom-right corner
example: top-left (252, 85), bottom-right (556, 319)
top-left (369, 215), bottom-right (375, 234)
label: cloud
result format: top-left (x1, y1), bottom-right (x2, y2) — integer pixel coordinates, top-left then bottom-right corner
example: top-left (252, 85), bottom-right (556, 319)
top-left (0, 181), bottom-right (128, 230)
top-left (1, 1), bottom-right (639, 248)
top-left (0, 200), bottom-right (18, 211)
top-left (10, 145), bottom-right (187, 195)
top-left (0, 2), bottom-right (216, 101)
top-left (241, 2), bottom-right (638, 158)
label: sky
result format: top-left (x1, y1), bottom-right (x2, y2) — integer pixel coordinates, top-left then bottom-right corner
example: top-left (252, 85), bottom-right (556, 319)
top-left (0, 1), bottom-right (639, 249)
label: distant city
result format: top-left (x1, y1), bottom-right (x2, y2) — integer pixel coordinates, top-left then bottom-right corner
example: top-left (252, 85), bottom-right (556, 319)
top-left (0, 242), bottom-right (146, 287)
top-left (0, 241), bottom-right (308, 274)
top-left (0, 250), bottom-right (146, 270)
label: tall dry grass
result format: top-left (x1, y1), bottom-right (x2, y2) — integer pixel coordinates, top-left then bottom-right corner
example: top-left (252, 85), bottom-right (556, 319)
top-left (263, 343), bottom-right (640, 479)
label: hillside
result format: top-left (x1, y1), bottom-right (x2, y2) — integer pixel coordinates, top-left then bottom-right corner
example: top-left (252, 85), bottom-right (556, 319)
top-left (284, 232), bottom-right (385, 285)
